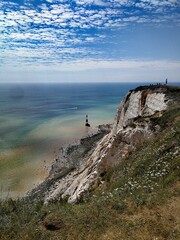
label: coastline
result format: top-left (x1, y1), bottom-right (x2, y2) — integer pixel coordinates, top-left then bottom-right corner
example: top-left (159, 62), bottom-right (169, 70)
top-left (3, 83), bottom-right (178, 200)
top-left (26, 84), bottom-right (180, 204)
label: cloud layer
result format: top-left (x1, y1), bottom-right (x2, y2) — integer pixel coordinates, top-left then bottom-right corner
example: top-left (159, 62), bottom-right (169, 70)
top-left (0, 0), bottom-right (180, 81)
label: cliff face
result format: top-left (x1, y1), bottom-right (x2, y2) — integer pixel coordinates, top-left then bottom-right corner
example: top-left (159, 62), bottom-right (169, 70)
top-left (112, 88), bottom-right (167, 132)
top-left (30, 85), bottom-right (171, 204)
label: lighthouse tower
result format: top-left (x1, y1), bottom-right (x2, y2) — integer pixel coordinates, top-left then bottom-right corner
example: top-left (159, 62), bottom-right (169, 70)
top-left (85, 115), bottom-right (90, 127)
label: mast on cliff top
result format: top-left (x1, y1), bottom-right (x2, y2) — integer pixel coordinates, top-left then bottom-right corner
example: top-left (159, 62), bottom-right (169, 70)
top-left (85, 115), bottom-right (90, 127)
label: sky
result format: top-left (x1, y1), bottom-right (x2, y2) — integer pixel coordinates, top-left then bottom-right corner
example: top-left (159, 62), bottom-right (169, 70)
top-left (0, 0), bottom-right (180, 83)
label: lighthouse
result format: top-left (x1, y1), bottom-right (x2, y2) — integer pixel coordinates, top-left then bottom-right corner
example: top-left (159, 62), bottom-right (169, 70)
top-left (85, 115), bottom-right (90, 127)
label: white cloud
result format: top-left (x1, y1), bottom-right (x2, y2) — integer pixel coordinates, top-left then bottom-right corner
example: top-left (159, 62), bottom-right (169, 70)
top-left (93, 0), bottom-right (107, 6)
top-left (1, 59), bottom-right (180, 83)
top-left (1, 57), bottom-right (180, 72)
top-left (86, 37), bottom-right (94, 41)
top-left (58, 59), bottom-right (180, 72)
top-left (140, 0), bottom-right (179, 7)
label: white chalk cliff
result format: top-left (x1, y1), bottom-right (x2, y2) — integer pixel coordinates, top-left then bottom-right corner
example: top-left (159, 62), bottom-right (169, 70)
top-left (30, 86), bottom-right (169, 204)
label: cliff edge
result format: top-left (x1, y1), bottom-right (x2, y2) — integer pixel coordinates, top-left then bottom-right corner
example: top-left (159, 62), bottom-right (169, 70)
top-left (29, 85), bottom-right (179, 204)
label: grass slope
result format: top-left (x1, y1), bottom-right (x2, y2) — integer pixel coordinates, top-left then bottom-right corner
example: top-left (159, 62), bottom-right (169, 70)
top-left (0, 89), bottom-right (180, 240)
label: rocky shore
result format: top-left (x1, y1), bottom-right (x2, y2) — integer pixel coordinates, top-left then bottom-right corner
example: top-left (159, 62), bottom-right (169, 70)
top-left (28, 124), bottom-right (112, 201)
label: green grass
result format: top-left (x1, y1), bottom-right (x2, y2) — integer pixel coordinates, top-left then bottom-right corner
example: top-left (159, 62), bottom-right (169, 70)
top-left (0, 101), bottom-right (180, 240)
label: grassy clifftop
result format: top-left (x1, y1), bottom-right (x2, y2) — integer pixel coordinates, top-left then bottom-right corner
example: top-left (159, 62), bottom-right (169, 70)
top-left (0, 86), bottom-right (179, 240)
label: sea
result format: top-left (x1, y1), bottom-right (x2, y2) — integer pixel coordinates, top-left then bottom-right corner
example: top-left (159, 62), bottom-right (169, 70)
top-left (0, 82), bottom-right (179, 199)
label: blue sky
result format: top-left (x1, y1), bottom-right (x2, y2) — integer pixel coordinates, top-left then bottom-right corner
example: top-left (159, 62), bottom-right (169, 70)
top-left (0, 0), bottom-right (180, 83)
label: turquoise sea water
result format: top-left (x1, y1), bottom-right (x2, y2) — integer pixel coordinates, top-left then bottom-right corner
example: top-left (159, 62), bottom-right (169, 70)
top-left (0, 82), bottom-right (179, 198)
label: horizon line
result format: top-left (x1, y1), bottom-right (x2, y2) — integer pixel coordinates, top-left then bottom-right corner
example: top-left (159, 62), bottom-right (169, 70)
top-left (0, 80), bottom-right (179, 84)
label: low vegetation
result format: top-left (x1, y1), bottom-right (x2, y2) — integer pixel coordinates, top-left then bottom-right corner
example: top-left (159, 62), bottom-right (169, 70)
top-left (0, 88), bottom-right (179, 240)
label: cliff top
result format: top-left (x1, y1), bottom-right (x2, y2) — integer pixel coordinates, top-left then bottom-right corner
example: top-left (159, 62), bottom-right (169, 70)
top-left (132, 84), bottom-right (180, 95)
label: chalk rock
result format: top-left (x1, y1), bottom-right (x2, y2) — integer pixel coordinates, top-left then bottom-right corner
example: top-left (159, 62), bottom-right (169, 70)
top-left (30, 85), bottom-right (169, 204)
